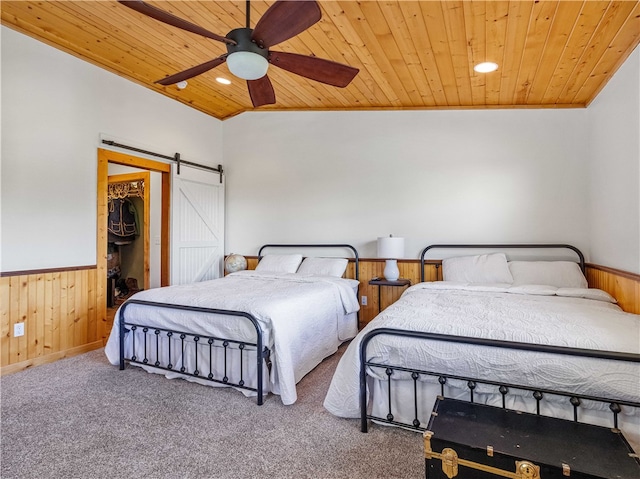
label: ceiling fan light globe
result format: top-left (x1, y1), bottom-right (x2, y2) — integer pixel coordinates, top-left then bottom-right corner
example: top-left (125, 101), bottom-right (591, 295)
top-left (227, 51), bottom-right (269, 80)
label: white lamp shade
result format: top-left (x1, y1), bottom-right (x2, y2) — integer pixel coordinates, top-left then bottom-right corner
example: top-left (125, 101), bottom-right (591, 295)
top-left (227, 51), bottom-right (269, 80)
top-left (377, 236), bottom-right (405, 259)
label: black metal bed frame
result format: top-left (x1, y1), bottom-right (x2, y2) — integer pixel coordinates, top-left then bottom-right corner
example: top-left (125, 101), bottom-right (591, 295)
top-left (359, 328), bottom-right (640, 432)
top-left (258, 243), bottom-right (360, 282)
top-left (419, 243), bottom-right (585, 282)
top-left (119, 300), bottom-right (270, 403)
top-left (118, 243), bottom-right (360, 405)
top-left (360, 244), bottom-right (640, 433)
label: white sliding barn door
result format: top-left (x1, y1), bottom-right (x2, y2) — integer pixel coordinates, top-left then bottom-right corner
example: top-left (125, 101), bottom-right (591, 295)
top-left (171, 164), bottom-right (224, 285)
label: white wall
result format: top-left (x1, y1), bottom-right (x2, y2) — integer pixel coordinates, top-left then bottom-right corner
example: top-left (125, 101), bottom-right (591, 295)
top-left (587, 47), bottom-right (640, 274)
top-left (3, 26), bottom-right (639, 274)
top-left (223, 109), bottom-right (590, 259)
top-left (1, 27), bottom-right (223, 272)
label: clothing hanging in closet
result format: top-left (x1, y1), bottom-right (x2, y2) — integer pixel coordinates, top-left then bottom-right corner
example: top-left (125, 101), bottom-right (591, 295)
top-left (107, 197), bottom-right (139, 244)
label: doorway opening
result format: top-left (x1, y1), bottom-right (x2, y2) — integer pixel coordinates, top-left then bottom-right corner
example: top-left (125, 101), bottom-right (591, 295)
top-left (97, 148), bottom-right (171, 342)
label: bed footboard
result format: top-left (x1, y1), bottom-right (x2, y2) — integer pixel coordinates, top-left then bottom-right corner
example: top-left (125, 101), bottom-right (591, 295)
top-left (359, 328), bottom-right (640, 433)
top-left (119, 299), bottom-right (271, 405)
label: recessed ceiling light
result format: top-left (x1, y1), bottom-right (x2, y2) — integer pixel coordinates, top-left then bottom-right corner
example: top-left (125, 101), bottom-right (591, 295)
top-left (474, 62), bottom-right (499, 73)
top-left (216, 77), bottom-right (232, 85)
top-left (176, 80), bottom-right (188, 90)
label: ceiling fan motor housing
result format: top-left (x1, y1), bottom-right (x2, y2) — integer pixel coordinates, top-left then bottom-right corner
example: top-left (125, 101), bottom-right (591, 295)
top-left (225, 28), bottom-right (268, 59)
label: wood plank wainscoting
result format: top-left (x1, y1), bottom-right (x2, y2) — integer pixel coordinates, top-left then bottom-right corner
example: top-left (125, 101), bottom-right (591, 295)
top-left (1, 265), bottom-right (104, 375)
top-left (245, 258), bottom-right (640, 326)
top-left (1, 259), bottom-right (637, 374)
top-left (585, 264), bottom-right (640, 315)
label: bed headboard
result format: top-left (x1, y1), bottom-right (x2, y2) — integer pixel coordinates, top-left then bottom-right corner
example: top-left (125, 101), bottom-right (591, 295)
top-left (257, 244), bottom-right (360, 280)
top-left (419, 244), bottom-right (585, 282)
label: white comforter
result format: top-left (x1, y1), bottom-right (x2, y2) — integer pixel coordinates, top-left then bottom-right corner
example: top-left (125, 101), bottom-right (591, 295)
top-left (324, 282), bottom-right (640, 420)
top-left (105, 271), bottom-right (360, 405)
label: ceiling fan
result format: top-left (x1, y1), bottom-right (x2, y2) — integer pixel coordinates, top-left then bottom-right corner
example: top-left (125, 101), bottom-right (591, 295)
top-left (119, 0), bottom-right (360, 107)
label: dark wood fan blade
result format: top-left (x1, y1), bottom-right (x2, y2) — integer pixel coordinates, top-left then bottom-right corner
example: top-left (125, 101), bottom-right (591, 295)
top-left (156, 56), bottom-right (227, 85)
top-left (247, 76), bottom-right (276, 107)
top-left (251, 0), bottom-right (321, 48)
top-left (119, 1), bottom-right (234, 45)
top-left (269, 51), bottom-right (359, 87)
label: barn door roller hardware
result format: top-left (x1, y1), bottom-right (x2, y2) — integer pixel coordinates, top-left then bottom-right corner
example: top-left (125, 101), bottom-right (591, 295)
top-left (101, 139), bottom-right (223, 183)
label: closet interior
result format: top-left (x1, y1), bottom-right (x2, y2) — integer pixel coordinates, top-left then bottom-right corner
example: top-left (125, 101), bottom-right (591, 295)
top-left (107, 179), bottom-right (145, 307)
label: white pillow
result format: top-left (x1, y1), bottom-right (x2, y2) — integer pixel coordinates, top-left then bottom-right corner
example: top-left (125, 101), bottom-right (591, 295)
top-left (442, 253), bottom-right (513, 284)
top-left (508, 284), bottom-right (559, 296)
top-left (296, 257), bottom-right (348, 277)
top-left (508, 261), bottom-right (588, 288)
top-left (255, 254), bottom-right (303, 274)
top-left (556, 288), bottom-right (617, 303)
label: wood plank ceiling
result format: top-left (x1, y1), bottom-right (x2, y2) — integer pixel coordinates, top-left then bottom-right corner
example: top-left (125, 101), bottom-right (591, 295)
top-left (2, 1), bottom-right (639, 120)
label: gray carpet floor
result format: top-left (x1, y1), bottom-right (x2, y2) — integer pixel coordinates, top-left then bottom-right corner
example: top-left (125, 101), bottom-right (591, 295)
top-left (1, 344), bottom-right (424, 478)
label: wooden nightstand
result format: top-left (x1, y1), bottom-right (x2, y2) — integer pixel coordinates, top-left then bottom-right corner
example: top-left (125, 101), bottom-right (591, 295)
top-left (368, 278), bottom-right (411, 313)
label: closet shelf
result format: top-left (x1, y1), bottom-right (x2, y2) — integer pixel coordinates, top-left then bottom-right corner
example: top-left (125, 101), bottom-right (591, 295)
top-left (108, 181), bottom-right (144, 200)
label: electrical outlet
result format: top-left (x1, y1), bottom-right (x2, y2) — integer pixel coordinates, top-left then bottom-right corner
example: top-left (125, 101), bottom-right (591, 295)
top-left (14, 322), bottom-right (25, 337)
top-left (361, 295), bottom-right (368, 306)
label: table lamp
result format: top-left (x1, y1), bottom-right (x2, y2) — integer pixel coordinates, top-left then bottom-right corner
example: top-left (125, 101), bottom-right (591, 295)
top-left (377, 235), bottom-right (405, 281)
